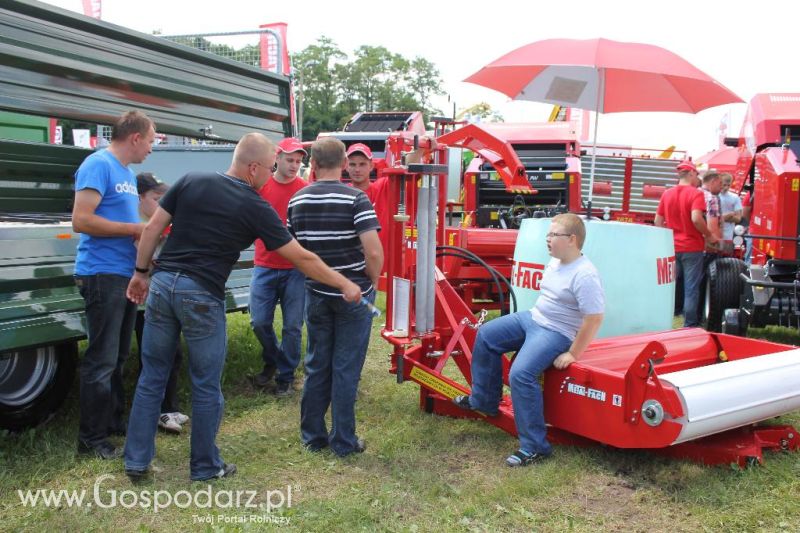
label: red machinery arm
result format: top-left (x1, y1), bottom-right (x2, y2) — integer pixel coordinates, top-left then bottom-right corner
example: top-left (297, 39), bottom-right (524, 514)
top-left (437, 124), bottom-right (535, 193)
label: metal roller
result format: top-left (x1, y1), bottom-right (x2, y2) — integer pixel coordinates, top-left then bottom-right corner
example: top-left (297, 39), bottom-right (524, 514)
top-left (661, 349), bottom-right (800, 443)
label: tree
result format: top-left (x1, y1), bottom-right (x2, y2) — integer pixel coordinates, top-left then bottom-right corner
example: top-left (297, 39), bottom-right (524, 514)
top-left (294, 38), bottom-right (445, 139)
top-left (164, 34), bottom-right (447, 140)
top-left (292, 37), bottom-right (352, 139)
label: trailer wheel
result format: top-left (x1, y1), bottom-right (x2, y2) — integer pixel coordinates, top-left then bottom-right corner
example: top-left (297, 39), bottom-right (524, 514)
top-left (705, 258), bottom-right (747, 332)
top-left (0, 343), bottom-right (77, 431)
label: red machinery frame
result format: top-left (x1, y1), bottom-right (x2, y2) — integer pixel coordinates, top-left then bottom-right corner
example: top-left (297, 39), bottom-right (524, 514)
top-left (380, 153), bottom-right (800, 467)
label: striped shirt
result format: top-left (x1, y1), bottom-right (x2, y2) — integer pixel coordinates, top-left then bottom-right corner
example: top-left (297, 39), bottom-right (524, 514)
top-left (287, 181), bottom-right (380, 297)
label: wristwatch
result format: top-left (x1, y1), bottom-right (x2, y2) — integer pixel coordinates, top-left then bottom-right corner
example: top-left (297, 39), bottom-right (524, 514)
top-left (134, 266), bottom-right (149, 274)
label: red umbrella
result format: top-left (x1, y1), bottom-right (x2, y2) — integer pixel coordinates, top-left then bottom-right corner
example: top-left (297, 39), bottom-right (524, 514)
top-left (696, 146), bottom-right (739, 173)
top-left (464, 38), bottom-right (743, 210)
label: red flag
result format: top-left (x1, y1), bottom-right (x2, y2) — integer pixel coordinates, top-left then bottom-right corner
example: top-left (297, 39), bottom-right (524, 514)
top-left (259, 23), bottom-right (290, 76)
top-left (81, 0), bottom-right (101, 19)
top-left (259, 23), bottom-right (297, 135)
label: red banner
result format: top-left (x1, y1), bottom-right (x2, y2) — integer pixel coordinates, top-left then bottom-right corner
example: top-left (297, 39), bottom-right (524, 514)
top-left (259, 23), bottom-right (296, 135)
top-left (81, 0), bottom-right (101, 19)
top-left (259, 23), bottom-right (290, 76)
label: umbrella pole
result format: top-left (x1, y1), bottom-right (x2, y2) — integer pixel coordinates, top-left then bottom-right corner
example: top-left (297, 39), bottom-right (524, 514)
top-left (586, 68), bottom-right (603, 220)
top-left (587, 111), bottom-right (599, 219)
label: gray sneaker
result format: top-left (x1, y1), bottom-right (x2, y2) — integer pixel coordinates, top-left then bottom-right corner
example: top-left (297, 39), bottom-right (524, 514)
top-left (158, 413), bottom-right (181, 434)
top-left (170, 412), bottom-right (189, 425)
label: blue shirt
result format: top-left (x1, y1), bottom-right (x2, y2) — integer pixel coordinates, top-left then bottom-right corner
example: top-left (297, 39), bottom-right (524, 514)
top-left (74, 150), bottom-right (140, 276)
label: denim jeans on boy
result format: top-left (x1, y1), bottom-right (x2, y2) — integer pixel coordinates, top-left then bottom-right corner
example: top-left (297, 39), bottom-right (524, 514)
top-left (125, 271), bottom-right (228, 480)
top-left (249, 266), bottom-right (305, 384)
top-left (75, 274), bottom-right (137, 446)
top-left (676, 251), bottom-right (704, 327)
top-left (468, 311), bottom-right (571, 456)
top-left (301, 289), bottom-right (375, 456)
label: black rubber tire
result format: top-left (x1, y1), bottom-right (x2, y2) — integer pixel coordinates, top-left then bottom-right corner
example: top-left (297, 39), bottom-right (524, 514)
top-left (705, 258), bottom-right (747, 332)
top-left (0, 342), bottom-right (78, 431)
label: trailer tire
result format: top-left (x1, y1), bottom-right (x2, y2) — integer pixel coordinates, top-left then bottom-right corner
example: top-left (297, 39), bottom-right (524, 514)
top-left (705, 258), bottom-right (747, 332)
top-left (0, 342), bottom-right (77, 431)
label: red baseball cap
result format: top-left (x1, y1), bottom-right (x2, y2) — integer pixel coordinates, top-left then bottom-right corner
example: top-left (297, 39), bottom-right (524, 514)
top-left (277, 137), bottom-right (307, 156)
top-left (676, 159), bottom-right (697, 172)
top-left (346, 143), bottom-right (373, 159)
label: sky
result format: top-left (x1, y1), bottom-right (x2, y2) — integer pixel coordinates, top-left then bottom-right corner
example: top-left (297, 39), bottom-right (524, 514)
top-left (41, 0), bottom-right (800, 158)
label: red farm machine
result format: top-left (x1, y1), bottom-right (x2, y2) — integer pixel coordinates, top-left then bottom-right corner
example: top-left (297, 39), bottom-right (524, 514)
top-left (358, 114), bottom-right (800, 466)
top-left (705, 93), bottom-right (800, 335)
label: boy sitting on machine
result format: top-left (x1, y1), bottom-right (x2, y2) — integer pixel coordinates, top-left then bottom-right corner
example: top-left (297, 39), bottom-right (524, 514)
top-left (453, 213), bottom-right (605, 466)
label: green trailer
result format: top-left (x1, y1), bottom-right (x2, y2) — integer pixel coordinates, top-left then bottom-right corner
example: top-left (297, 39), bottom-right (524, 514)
top-left (0, 0), bottom-right (291, 429)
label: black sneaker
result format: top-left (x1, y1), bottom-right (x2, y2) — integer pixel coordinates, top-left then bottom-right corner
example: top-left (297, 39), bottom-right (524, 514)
top-left (452, 395), bottom-right (474, 410)
top-left (334, 438), bottom-right (366, 457)
top-left (195, 463), bottom-right (237, 481)
top-left (249, 365), bottom-right (276, 388)
top-left (125, 468), bottom-right (149, 482)
top-left (452, 395), bottom-right (497, 416)
top-left (77, 440), bottom-right (121, 460)
top-left (274, 381), bottom-right (293, 397)
top-left (303, 440), bottom-right (328, 453)
top-left (505, 449), bottom-right (550, 467)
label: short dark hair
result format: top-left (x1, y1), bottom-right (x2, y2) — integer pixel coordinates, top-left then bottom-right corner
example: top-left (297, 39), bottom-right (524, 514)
top-left (136, 172), bottom-right (166, 195)
top-left (702, 171), bottom-right (721, 185)
top-left (311, 137), bottom-right (346, 170)
top-left (111, 110), bottom-right (154, 141)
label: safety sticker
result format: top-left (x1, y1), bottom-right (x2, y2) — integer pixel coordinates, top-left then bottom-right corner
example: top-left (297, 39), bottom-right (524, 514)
top-left (410, 366), bottom-right (464, 400)
top-left (612, 394), bottom-right (623, 407)
top-left (793, 178), bottom-right (799, 192)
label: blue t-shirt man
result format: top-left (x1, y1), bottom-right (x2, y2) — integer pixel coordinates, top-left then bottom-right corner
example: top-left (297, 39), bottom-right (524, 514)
top-left (74, 149), bottom-right (140, 275)
top-left (72, 110), bottom-right (155, 460)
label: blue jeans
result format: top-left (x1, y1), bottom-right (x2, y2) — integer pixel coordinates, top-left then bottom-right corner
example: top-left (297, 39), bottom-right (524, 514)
top-left (249, 266), bottom-right (305, 384)
top-left (468, 311), bottom-right (571, 455)
top-left (75, 274), bottom-right (137, 445)
top-left (676, 251), bottom-right (704, 327)
top-left (301, 289), bottom-right (375, 456)
top-left (125, 271), bottom-right (228, 480)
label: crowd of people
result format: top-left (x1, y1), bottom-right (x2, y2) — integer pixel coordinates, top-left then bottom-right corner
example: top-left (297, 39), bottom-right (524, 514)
top-left (84, 109), bottom-right (761, 477)
top-left (72, 111), bottom-right (390, 481)
top-left (655, 159), bottom-right (747, 327)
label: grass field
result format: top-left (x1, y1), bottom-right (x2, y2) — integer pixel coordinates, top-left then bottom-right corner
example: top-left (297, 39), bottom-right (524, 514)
top-left (1, 296), bottom-right (799, 532)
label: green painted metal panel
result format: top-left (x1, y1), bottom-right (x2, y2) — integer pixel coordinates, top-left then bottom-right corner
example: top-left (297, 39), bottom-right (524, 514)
top-left (0, 139), bottom-right (89, 214)
top-left (0, 111), bottom-right (49, 142)
top-left (0, 0), bottom-right (291, 142)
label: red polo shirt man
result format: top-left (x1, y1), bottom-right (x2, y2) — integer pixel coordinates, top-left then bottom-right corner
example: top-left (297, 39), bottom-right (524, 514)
top-left (248, 137), bottom-right (308, 395)
top-left (654, 159), bottom-right (718, 327)
top-left (347, 143), bottom-right (388, 273)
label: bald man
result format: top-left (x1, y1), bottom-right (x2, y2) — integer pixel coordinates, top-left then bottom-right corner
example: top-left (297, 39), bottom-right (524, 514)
top-left (123, 133), bottom-right (361, 482)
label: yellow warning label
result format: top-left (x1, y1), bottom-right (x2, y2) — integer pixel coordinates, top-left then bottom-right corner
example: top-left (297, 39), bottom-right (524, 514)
top-left (569, 175), bottom-right (574, 184)
top-left (490, 211), bottom-right (499, 220)
top-left (448, 233), bottom-right (455, 246)
top-left (793, 178), bottom-right (799, 192)
top-left (404, 228), bottom-right (418, 238)
top-left (410, 366), bottom-right (464, 400)
top-left (471, 175), bottom-right (476, 185)
top-left (551, 172), bottom-right (565, 180)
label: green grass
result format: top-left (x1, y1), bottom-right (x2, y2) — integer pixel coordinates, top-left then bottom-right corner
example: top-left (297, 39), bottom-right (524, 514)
top-left (1, 296), bottom-right (799, 531)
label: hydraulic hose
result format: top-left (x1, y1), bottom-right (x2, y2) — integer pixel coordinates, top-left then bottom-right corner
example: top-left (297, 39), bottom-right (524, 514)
top-left (436, 245), bottom-right (518, 315)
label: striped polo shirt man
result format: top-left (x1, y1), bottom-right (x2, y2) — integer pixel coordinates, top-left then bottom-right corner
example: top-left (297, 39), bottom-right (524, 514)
top-left (287, 182), bottom-right (380, 296)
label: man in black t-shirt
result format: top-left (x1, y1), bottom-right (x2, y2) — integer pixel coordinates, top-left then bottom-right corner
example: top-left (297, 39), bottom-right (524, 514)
top-left (287, 137), bottom-right (383, 457)
top-left (123, 133), bottom-right (361, 482)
